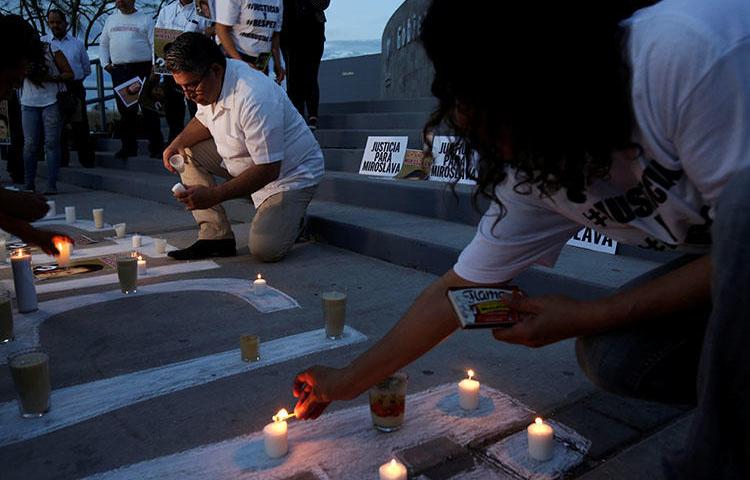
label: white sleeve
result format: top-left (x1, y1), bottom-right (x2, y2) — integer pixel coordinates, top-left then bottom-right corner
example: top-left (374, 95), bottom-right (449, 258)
top-left (215, 0), bottom-right (241, 27)
top-left (453, 182), bottom-right (581, 284)
top-left (276, 1), bottom-right (283, 32)
top-left (99, 18), bottom-right (111, 66)
top-left (155, 7), bottom-right (167, 29)
top-left (239, 93), bottom-right (284, 164)
top-left (194, 106), bottom-right (209, 127)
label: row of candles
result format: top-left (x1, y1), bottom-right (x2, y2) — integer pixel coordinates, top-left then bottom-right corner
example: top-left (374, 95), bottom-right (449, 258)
top-left (263, 370), bottom-right (556, 479)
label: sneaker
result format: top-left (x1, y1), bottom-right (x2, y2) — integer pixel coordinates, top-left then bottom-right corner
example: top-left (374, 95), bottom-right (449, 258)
top-left (308, 116), bottom-right (318, 131)
top-left (167, 239), bottom-right (237, 260)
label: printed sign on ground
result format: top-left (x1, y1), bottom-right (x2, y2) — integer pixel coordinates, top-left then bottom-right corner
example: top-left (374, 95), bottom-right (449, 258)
top-left (429, 135), bottom-right (477, 185)
top-left (395, 149), bottom-right (429, 180)
top-left (566, 227), bottom-right (618, 254)
top-left (359, 136), bottom-right (408, 178)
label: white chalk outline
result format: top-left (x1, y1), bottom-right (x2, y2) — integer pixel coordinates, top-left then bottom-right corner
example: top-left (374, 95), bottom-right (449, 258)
top-left (33, 217), bottom-right (113, 232)
top-left (0, 326), bottom-right (367, 448)
top-left (0, 278), bottom-right (300, 363)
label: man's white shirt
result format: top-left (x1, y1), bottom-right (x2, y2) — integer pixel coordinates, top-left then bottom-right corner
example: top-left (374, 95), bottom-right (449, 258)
top-left (195, 60), bottom-right (324, 207)
top-left (155, 0), bottom-right (210, 32)
top-left (41, 33), bottom-right (91, 81)
top-left (215, 0), bottom-right (282, 57)
top-left (99, 10), bottom-right (154, 66)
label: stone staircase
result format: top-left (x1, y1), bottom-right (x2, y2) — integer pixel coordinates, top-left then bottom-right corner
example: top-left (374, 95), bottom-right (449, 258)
top-left (42, 97), bottom-right (680, 299)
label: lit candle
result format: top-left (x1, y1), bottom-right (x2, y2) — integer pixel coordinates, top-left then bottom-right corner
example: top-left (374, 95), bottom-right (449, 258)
top-left (527, 417), bottom-right (555, 461)
top-left (92, 208), bottom-right (105, 229)
top-left (379, 459), bottom-right (407, 480)
top-left (10, 248), bottom-right (37, 313)
top-left (132, 234), bottom-right (142, 248)
top-left (65, 206), bottom-right (76, 224)
top-left (264, 409), bottom-right (289, 458)
top-left (137, 256), bottom-right (147, 275)
top-left (458, 369), bottom-right (480, 411)
top-left (53, 237), bottom-right (73, 268)
top-left (253, 274), bottom-right (267, 294)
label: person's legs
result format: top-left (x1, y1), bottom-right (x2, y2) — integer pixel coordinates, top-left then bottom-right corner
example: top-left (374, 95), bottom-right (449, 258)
top-left (134, 63), bottom-right (163, 157)
top-left (21, 105), bottom-right (42, 191)
top-left (666, 168), bottom-right (750, 479)
top-left (41, 103), bottom-right (61, 192)
top-left (304, 21), bottom-right (325, 121)
top-left (163, 76), bottom-right (186, 143)
top-left (110, 65), bottom-right (139, 156)
top-left (69, 80), bottom-right (94, 167)
top-left (7, 93), bottom-right (25, 183)
top-left (575, 255), bottom-right (710, 405)
top-left (283, 39), bottom-right (306, 117)
top-left (181, 138), bottom-right (234, 240)
top-left (249, 185), bottom-right (317, 262)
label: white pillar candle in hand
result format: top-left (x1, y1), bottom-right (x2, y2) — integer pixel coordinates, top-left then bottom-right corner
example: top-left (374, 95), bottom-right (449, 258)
top-left (154, 238), bottom-right (167, 254)
top-left (168, 154), bottom-right (186, 173)
top-left (92, 208), bottom-right (105, 229)
top-left (65, 206), bottom-right (76, 224)
top-left (114, 223), bottom-right (127, 238)
top-left (54, 237), bottom-right (73, 268)
top-left (458, 369), bottom-right (480, 410)
top-left (253, 274), bottom-right (268, 294)
top-left (264, 409), bottom-right (289, 458)
top-left (527, 417), bottom-right (555, 461)
top-left (132, 234), bottom-right (142, 248)
top-left (171, 182), bottom-right (187, 195)
top-left (137, 256), bottom-right (147, 275)
top-left (45, 200), bottom-right (56, 218)
top-left (10, 248), bottom-right (37, 313)
top-left (379, 459), bottom-right (407, 480)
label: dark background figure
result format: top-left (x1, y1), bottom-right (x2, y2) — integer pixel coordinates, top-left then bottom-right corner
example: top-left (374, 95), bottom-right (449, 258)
top-left (43, 9), bottom-right (95, 168)
top-left (4, 91), bottom-right (25, 184)
top-left (281, 0), bottom-right (329, 130)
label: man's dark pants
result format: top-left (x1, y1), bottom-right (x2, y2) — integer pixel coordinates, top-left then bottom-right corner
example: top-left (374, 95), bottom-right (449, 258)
top-left (60, 80), bottom-right (94, 167)
top-left (162, 75), bottom-right (196, 144)
top-left (110, 62), bottom-right (163, 155)
top-left (281, 20), bottom-right (325, 119)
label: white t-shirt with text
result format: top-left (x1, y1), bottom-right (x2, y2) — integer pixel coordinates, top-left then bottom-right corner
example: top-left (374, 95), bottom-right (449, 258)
top-left (215, 0), bottom-right (282, 57)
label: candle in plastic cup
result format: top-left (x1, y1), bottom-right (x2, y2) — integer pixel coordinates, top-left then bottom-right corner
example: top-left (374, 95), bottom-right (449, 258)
top-left (0, 290), bottom-right (13, 343)
top-left (322, 291), bottom-right (347, 339)
top-left (169, 154), bottom-right (186, 173)
top-left (154, 238), bottom-right (167, 254)
top-left (9, 349), bottom-right (51, 418)
top-left (117, 255), bottom-right (138, 294)
top-left (92, 208), bottom-right (104, 229)
top-left (369, 372), bottom-right (408, 432)
top-left (114, 223), bottom-right (127, 238)
top-left (46, 200), bottom-right (56, 218)
top-left (53, 236), bottom-right (73, 268)
top-left (65, 206), bottom-right (76, 224)
top-left (240, 335), bottom-right (260, 362)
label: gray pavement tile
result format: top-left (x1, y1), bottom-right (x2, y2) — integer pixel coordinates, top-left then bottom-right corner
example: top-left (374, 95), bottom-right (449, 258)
top-left (551, 404), bottom-right (640, 461)
top-left (396, 436), bottom-right (472, 477)
top-left (582, 391), bottom-right (690, 434)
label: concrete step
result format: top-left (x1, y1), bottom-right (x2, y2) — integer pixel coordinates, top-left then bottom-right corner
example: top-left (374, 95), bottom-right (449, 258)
top-left (95, 138), bottom-right (152, 154)
top-left (322, 148), bottom-right (363, 173)
top-left (314, 128), bottom-right (423, 149)
top-left (318, 97), bottom-right (437, 114)
top-left (95, 151), bottom-right (168, 176)
top-left (318, 112), bottom-right (430, 130)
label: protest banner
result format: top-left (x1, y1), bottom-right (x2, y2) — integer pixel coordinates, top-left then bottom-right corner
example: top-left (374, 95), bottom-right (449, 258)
top-left (359, 136), bottom-right (408, 178)
top-left (429, 135), bottom-right (477, 185)
top-left (153, 28), bottom-right (182, 75)
top-left (566, 227), bottom-right (618, 254)
top-left (395, 149), bottom-right (430, 180)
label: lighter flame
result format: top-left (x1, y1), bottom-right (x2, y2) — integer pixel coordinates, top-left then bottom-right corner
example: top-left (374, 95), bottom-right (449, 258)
top-left (467, 369), bottom-right (475, 380)
top-left (272, 408), bottom-right (290, 423)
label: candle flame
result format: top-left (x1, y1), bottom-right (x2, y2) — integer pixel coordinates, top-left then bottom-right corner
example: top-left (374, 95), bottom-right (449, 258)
top-left (467, 369), bottom-right (475, 380)
top-left (272, 408), bottom-right (294, 423)
top-left (535, 417), bottom-right (543, 425)
top-left (257, 273), bottom-right (262, 280)
top-left (390, 459), bottom-right (398, 468)
top-left (138, 256), bottom-right (143, 261)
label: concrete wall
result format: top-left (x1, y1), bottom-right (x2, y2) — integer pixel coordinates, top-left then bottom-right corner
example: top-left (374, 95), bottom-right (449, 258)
top-left (318, 54), bottom-right (382, 103)
top-left (381, 0), bottom-right (433, 99)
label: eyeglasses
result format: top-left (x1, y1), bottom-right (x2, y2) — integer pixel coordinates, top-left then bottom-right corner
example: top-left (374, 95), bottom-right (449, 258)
top-left (179, 68), bottom-right (210, 94)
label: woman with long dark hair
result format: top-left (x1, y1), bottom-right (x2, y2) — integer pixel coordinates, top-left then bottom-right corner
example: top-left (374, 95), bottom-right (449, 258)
top-left (292, 1), bottom-right (750, 476)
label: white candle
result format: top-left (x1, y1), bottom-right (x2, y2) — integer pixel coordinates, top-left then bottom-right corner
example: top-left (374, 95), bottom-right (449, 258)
top-left (264, 409), bottom-right (289, 458)
top-left (154, 238), bottom-right (167, 254)
top-left (65, 206), bottom-right (76, 224)
top-left (114, 223), bottom-right (127, 238)
top-left (132, 234), bottom-right (142, 248)
top-left (527, 417), bottom-right (555, 461)
top-left (458, 369), bottom-right (480, 410)
top-left (253, 274), bottom-right (267, 294)
top-left (171, 182), bottom-right (187, 195)
top-left (10, 248), bottom-right (37, 313)
top-left (92, 208), bottom-right (105, 229)
top-left (137, 256), bottom-right (147, 275)
top-left (379, 459), bottom-right (407, 480)
top-left (54, 237), bottom-right (73, 268)
top-left (169, 154), bottom-right (186, 173)
top-left (46, 200), bottom-right (56, 218)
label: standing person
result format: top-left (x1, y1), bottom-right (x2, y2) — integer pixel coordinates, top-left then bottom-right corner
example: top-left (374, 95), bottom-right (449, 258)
top-left (42, 9), bottom-right (95, 168)
top-left (215, 0), bottom-right (285, 83)
top-left (4, 91), bottom-right (25, 184)
top-left (162, 33), bottom-right (323, 261)
top-left (291, 1), bottom-right (750, 478)
top-left (155, 0), bottom-right (212, 143)
top-left (100, 0), bottom-right (163, 159)
top-left (21, 38), bottom-right (74, 194)
top-left (280, 0), bottom-right (329, 130)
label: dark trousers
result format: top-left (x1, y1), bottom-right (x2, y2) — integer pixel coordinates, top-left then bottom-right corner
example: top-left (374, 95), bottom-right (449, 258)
top-left (575, 168), bottom-right (750, 479)
top-left (281, 21), bottom-right (325, 119)
top-left (110, 62), bottom-right (162, 154)
top-left (163, 75), bottom-right (196, 144)
top-left (5, 92), bottom-right (24, 183)
top-left (60, 80), bottom-right (94, 167)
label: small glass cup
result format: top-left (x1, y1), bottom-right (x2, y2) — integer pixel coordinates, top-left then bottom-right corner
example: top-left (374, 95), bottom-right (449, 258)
top-left (369, 372), bottom-right (408, 432)
top-left (240, 335), bottom-right (260, 362)
top-left (8, 349), bottom-right (51, 418)
top-left (154, 238), bottom-right (167, 254)
top-left (0, 290), bottom-right (13, 343)
top-left (117, 254), bottom-right (138, 294)
top-left (321, 291), bottom-right (347, 340)
top-left (114, 223), bottom-right (127, 239)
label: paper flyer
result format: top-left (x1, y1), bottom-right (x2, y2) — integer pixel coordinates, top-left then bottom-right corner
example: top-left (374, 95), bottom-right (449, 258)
top-left (114, 77), bottom-right (144, 108)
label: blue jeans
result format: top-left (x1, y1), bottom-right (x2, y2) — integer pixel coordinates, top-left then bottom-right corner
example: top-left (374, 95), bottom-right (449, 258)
top-left (22, 103), bottom-right (61, 191)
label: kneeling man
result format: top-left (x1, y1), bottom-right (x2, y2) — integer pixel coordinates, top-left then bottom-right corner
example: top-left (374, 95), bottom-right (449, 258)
top-left (163, 32), bottom-right (324, 261)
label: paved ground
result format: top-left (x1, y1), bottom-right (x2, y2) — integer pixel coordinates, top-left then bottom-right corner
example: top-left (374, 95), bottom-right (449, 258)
top-left (0, 183), bottom-right (692, 479)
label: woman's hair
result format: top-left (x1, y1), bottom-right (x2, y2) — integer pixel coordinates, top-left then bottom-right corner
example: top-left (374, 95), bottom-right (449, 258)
top-left (25, 41), bottom-right (51, 87)
top-left (421, 1), bottom-right (658, 215)
top-left (0, 15), bottom-right (45, 84)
